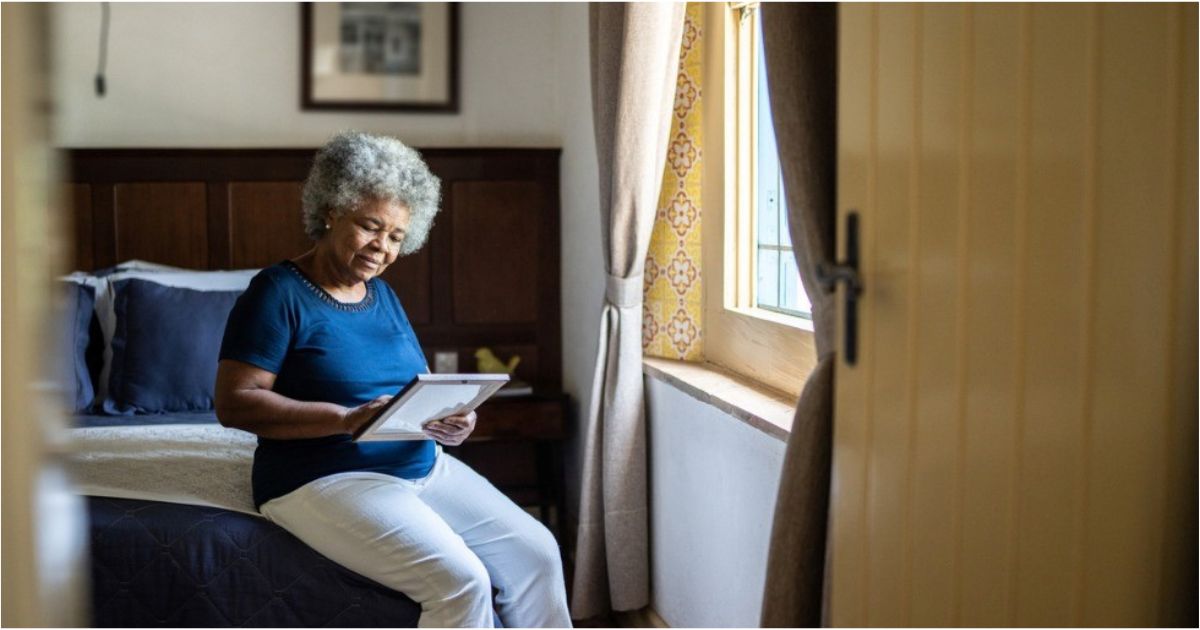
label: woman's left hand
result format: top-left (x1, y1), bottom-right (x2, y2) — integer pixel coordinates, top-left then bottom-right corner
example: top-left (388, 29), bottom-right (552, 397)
top-left (423, 410), bottom-right (477, 446)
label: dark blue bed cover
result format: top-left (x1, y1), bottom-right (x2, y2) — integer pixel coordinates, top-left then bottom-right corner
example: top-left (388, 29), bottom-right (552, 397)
top-left (78, 413), bottom-right (422, 627)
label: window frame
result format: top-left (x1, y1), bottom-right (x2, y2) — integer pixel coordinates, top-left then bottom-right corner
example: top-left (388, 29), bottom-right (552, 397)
top-left (700, 1), bottom-right (816, 398)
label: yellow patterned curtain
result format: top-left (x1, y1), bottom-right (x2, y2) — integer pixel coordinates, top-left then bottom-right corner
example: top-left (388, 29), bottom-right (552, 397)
top-left (643, 2), bottom-right (703, 360)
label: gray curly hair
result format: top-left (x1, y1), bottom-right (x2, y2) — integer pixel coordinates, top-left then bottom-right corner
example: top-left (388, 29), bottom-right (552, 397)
top-left (301, 131), bottom-right (441, 256)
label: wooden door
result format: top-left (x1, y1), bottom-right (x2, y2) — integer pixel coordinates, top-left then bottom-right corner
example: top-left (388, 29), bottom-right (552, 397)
top-left (832, 4), bottom-right (1197, 626)
top-left (1, 3), bottom-right (90, 627)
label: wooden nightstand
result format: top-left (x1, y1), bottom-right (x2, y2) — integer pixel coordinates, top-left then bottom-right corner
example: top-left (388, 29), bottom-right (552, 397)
top-left (443, 393), bottom-right (567, 541)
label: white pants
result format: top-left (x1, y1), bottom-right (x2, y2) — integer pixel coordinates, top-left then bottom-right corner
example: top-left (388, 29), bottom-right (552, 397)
top-left (260, 451), bottom-right (572, 628)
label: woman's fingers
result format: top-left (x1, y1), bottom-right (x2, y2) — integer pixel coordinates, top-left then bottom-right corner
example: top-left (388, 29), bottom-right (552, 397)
top-left (444, 411), bottom-right (477, 428)
top-left (341, 395), bottom-right (395, 434)
top-left (422, 425), bottom-right (463, 445)
top-left (423, 411), bottom-right (476, 445)
top-left (439, 417), bottom-right (468, 430)
top-left (425, 421), bottom-right (462, 435)
top-left (421, 420), bottom-right (449, 433)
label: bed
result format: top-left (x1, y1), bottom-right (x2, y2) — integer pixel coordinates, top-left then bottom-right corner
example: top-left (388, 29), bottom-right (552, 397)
top-left (59, 148), bottom-right (562, 627)
top-left (87, 496), bottom-right (423, 626)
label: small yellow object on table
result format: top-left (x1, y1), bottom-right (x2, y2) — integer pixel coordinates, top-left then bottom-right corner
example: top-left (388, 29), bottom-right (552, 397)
top-left (475, 347), bottom-right (521, 374)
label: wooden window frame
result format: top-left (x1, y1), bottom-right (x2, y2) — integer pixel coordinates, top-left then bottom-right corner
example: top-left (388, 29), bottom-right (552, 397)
top-left (700, 2), bottom-right (816, 398)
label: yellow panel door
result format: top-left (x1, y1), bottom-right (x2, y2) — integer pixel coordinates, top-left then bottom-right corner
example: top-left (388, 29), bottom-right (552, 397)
top-left (832, 3), bottom-right (1197, 626)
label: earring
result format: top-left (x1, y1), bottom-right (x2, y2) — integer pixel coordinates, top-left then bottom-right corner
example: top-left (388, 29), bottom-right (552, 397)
top-left (325, 223), bottom-right (331, 229)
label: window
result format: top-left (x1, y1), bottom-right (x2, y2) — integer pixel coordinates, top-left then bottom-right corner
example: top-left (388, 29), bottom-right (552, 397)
top-left (700, 2), bottom-right (816, 397)
top-left (752, 18), bottom-right (810, 319)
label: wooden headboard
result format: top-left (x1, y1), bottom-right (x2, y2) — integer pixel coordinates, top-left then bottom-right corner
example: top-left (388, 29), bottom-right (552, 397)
top-left (64, 148), bottom-right (562, 394)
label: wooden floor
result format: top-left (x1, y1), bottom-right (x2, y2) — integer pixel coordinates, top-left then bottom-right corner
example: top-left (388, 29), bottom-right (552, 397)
top-left (574, 609), bottom-right (666, 628)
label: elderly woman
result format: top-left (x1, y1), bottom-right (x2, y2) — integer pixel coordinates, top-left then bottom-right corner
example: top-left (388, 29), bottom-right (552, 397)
top-left (214, 132), bottom-right (571, 628)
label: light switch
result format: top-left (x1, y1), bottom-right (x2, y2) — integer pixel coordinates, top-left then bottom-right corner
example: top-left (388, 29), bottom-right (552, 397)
top-left (433, 351), bottom-right (458, 373)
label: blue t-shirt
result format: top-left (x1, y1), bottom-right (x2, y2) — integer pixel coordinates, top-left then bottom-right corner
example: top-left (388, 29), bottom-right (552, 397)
top-left (219, 261), bottom-right (436, 508)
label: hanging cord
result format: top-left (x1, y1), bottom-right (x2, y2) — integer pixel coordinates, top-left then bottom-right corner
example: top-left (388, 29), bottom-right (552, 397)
top-left (95, 2), bottom-right (110, 97)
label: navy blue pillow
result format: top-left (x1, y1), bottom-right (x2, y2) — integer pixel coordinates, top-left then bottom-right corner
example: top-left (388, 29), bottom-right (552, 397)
top-left (103, 279), bottom-right (242, 415)
top-left (61, 282), bottom-right (97, 411)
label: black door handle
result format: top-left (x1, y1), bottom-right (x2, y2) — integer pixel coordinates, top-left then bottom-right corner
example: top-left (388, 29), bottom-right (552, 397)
top-left (816, 212), bottom-right (862, 365)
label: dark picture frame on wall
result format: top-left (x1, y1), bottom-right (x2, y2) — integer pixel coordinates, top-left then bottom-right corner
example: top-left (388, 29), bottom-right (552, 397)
top-left (301, 3), bottom-right (460, 113)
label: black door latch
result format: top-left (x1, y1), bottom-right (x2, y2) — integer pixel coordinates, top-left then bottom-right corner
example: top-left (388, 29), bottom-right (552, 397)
top-left (816, 212), bottom-right (862, 366)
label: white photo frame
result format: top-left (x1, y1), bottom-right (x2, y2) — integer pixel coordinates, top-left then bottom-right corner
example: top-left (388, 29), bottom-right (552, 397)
top-left (353, 373), bottom-right (509, 442)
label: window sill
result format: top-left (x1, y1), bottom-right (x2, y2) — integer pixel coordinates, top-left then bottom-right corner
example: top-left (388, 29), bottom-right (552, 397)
top-left (643, 357), bottom-right (798, 442)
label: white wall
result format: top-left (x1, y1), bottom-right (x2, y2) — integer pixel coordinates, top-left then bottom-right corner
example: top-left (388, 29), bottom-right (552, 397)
top-left (552, 2), bottom-right (603, 527)
top-left (646, 376), bottom-right (787, 628)
top-left (52, 3), bottom-right (561, 147)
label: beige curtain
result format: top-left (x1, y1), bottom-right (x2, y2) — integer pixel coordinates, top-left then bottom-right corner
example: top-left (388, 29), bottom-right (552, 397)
top-left (759, 4), bottom-right (839, 627)
top-left (571, 2), bottom-right (686, 620)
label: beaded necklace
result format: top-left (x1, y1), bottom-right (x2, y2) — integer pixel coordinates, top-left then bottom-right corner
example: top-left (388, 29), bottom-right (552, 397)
top-left (283, 260), bottom-right (376, 312)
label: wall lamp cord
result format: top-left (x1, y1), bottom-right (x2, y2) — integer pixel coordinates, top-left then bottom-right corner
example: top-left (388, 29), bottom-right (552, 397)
top-left (95, 2), bottom-right (110, 97)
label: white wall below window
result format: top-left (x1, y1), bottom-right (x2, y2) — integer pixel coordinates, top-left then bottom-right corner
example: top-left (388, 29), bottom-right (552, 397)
top-left (646, 375), bottom-right (787, 628)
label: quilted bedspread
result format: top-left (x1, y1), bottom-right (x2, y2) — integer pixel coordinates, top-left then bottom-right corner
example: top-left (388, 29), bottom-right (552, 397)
top-left (87, 496), bottom-right (421, 627)
top-left (69, 420), bottom-right (421, 626)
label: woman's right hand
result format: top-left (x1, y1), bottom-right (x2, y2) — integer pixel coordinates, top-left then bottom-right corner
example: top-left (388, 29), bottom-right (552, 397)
top-left (340, 395), bottom-right (393, 436)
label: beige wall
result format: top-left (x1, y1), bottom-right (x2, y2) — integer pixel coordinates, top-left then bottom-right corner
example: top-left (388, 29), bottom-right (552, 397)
top-left (833, 3), bottom-right (1197, 626)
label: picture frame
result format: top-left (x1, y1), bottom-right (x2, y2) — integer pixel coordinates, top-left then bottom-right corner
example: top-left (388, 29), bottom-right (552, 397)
top-left (301, 2), bottom-right (460, 113)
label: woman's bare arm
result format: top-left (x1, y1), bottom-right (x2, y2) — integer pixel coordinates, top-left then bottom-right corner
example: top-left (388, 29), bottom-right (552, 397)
top-left (214, 359), bottom-right (387, 439)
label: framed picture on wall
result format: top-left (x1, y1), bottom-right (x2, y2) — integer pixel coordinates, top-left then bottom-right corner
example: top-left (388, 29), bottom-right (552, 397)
top-left (301, 3), bottom-right (459, 112)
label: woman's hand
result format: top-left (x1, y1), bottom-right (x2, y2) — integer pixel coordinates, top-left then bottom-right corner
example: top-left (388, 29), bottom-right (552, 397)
top-left (423, 410), bottom-right (477, 446)
top-left (341, 395), bottom-right (393, 436)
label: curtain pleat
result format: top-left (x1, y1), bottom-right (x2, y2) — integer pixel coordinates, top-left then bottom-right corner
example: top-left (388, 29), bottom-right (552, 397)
top-left (759, 4), bottom-right (839, 627)
top-left (571, 2), bottom-right (686, 620)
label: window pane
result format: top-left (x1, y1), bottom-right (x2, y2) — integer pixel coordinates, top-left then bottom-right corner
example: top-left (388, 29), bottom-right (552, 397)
top-left (756, 247), bottom-right (779, 308)
top-left (757, 161), bottom-right (780, 247)
top-left (780, 252), bottom-right (811, 315)
top-left (752, 11), bottom-right (808, 318)
top-left (756, 22), bottom-right (780, 249)
top-left (778, 170), bottom-right (793, 249)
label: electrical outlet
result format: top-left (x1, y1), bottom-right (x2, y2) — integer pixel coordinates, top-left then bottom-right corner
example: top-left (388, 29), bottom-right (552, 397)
top-left (433, 351), bottom-right (458, 374)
